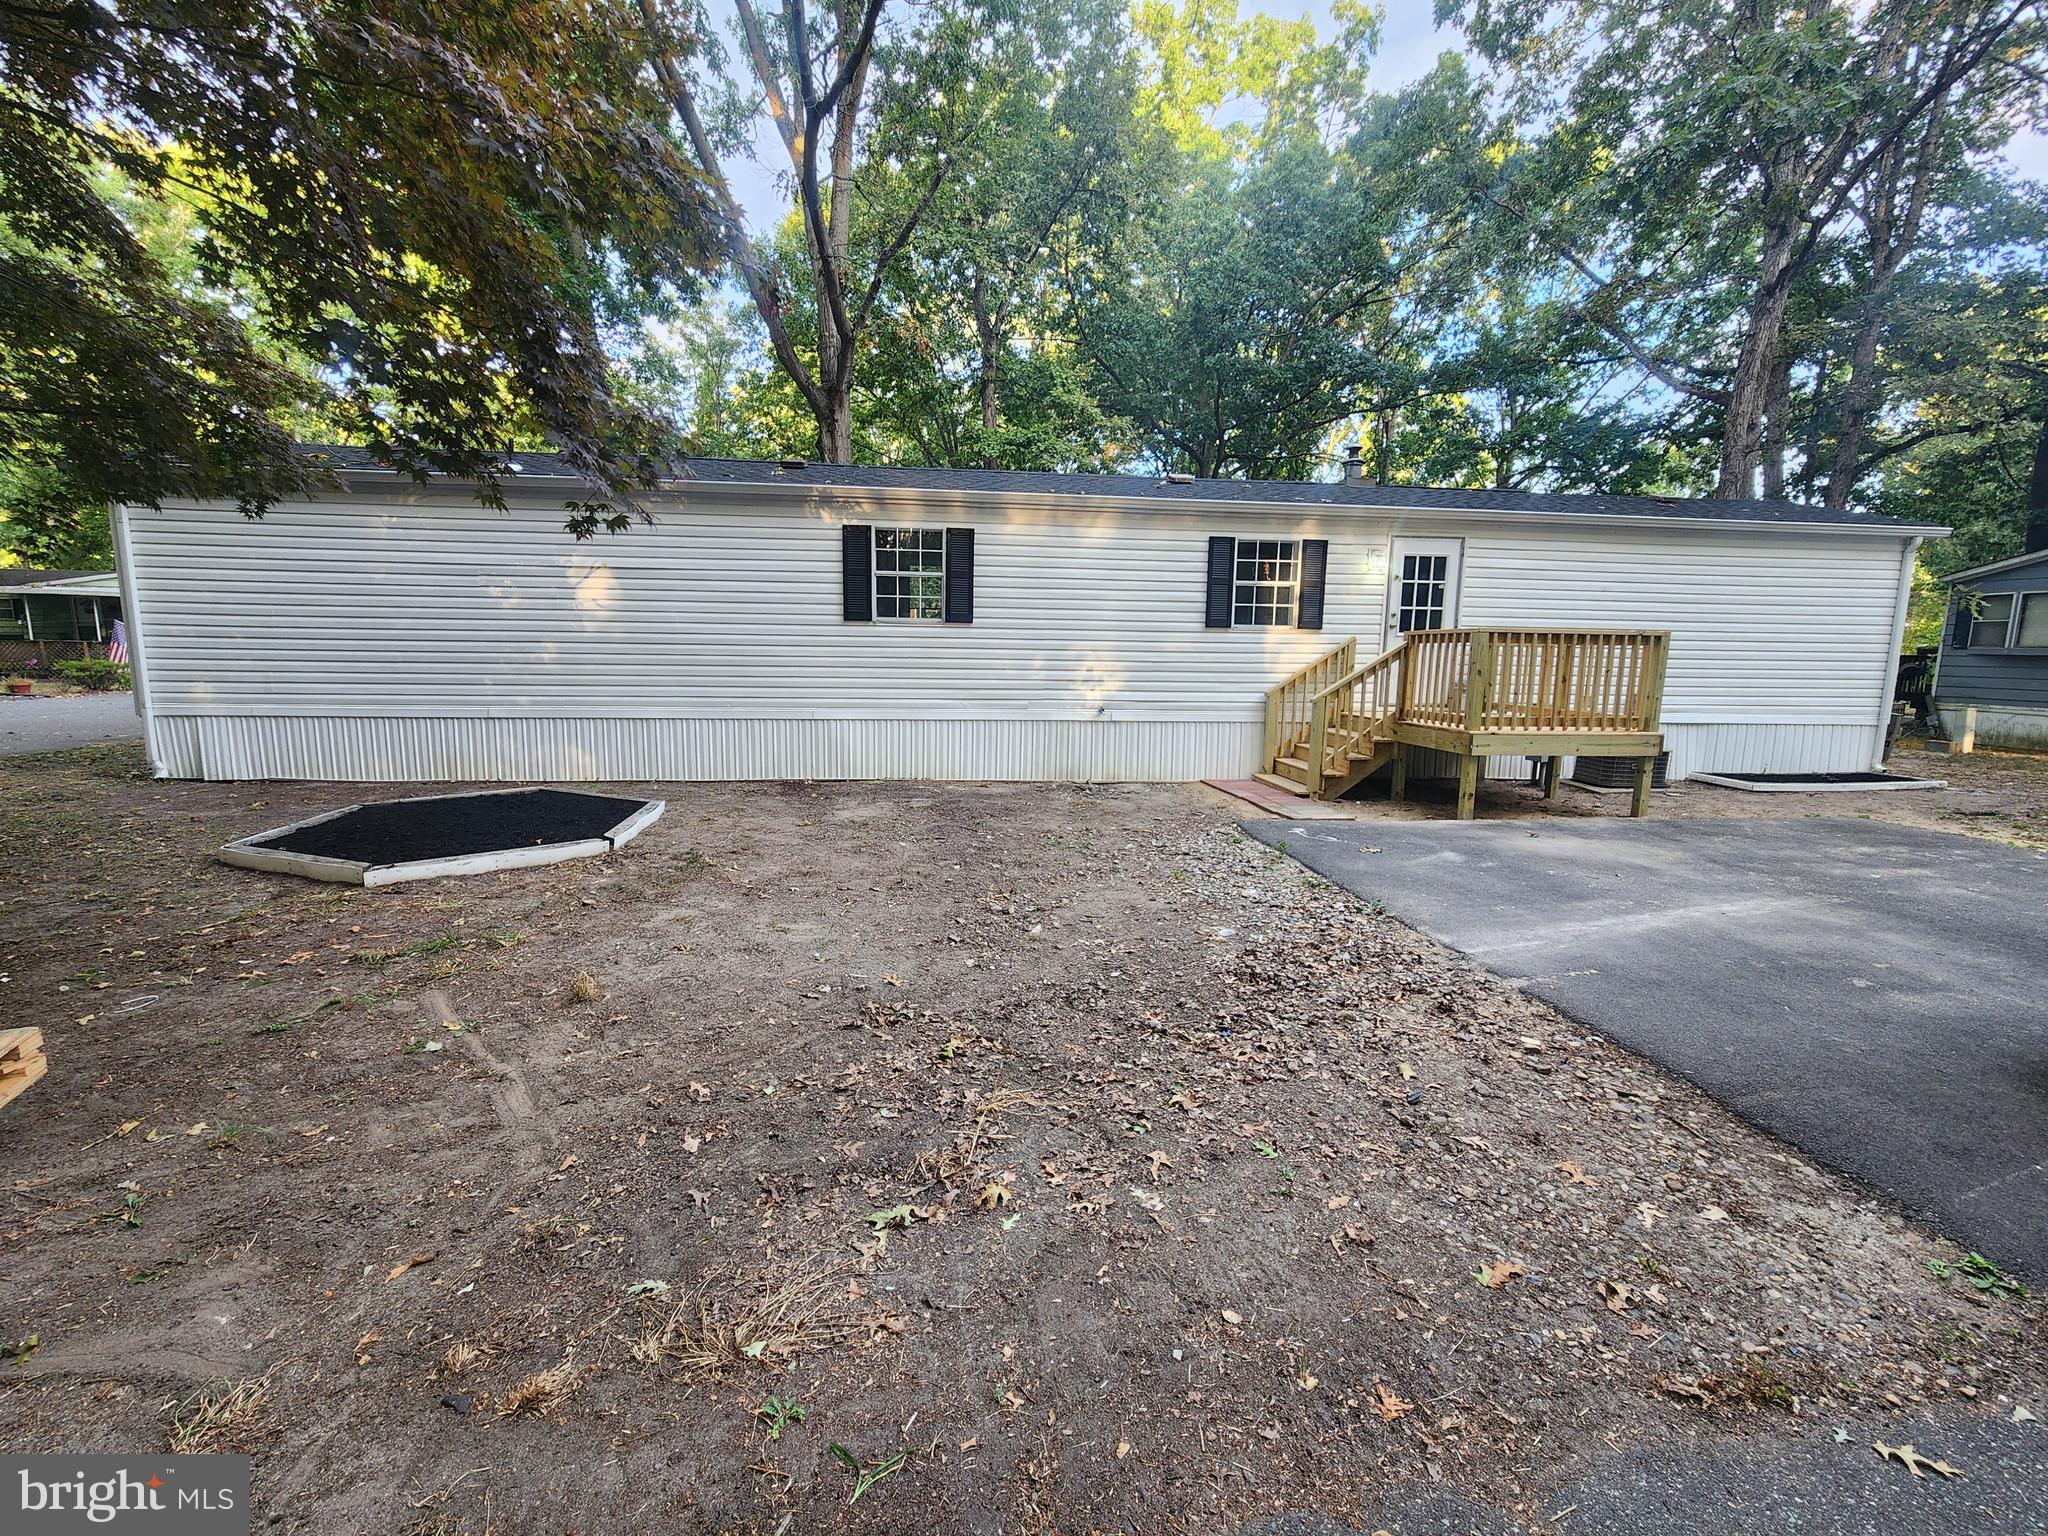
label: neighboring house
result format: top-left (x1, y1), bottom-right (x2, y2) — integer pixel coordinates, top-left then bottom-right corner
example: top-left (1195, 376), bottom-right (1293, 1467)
top-left (1935, 544), bottom-right (2048, 751)
top-left (0, 569), bottom-right (124, 666)
top-left (111, 449), bottom-right (1941, 784)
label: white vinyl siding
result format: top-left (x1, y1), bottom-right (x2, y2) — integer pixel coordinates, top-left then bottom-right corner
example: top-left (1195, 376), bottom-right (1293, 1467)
top-left (117, 490), bottom-right (1914, 783)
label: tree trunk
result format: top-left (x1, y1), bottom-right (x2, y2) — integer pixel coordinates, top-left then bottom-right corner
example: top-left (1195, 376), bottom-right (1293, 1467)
top-left (973, 273), bottom-right (1000, 469)
top-left (1760, 351), bottom-right (1793, 501)
top-left (1716, 216), bottom-right (1800, 500)
top-left (2028, 411), bottom-right (2048, 555)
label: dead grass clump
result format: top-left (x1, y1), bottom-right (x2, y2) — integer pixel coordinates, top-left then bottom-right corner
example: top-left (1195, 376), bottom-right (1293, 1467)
top-left (440, 1340), bottom-right (486, 1374)
top-left (564, 972), bottom-right (604, 1006)
top-left (166, 1376), bottom-right (269, 1454)
top-left (496, 1352), bottom-right (591, 1417)
top-left (632, 1264), bottom-right (893, 1376)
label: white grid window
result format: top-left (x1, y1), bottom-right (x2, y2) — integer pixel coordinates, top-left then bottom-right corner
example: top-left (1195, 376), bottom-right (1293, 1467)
top-left (1233, 539), bottom-right (1297, 627)
top-left (875, 527), bottom-right (946, 620)
top-left (1396, 552), bottom-right (1451, 632)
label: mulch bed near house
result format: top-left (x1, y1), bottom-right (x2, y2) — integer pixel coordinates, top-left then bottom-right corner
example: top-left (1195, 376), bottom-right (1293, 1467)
top-left (245, 788), bottom-right (653, 864)
top-left (0, 746), bottom-right (2042, 1535)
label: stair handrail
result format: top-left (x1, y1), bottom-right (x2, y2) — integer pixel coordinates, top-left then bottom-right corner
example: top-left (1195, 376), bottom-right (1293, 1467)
top-left (1262, 636), bottom-right (1356, 770)
top-left (1305, 639), bottom-right (1407, 796)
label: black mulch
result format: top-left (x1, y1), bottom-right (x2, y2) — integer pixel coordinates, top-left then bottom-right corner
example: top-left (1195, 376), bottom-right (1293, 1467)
top-left (248, 789), bottom-right (651, 864)
top-left (1708, 771), bottom-right (1936, 786)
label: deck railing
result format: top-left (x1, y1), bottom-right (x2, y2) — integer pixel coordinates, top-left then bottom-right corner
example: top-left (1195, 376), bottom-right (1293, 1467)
top-left (1400, 627), bottom-right (1669, 733)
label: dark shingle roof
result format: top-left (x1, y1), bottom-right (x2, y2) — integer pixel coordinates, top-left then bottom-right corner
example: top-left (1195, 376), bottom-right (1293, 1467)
top-left (303, 445), bottom-right (1947, 533)
top-left (0, 568), bottom-right (106, 587)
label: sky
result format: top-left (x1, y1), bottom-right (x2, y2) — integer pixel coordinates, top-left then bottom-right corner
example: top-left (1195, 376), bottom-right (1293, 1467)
top-left (715, 2), bottom-right (2047, 230)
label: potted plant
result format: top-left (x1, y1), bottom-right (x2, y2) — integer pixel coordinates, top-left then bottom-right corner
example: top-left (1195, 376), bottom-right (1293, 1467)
top-left (5, 676), bottom-right (31, 696)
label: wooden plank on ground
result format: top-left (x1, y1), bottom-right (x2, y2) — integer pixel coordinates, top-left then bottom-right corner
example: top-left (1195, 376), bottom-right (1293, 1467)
top-left (0, 1027), bottom-right (42, 1068)
top-left (0, 1054), bottom-right (48, 1112)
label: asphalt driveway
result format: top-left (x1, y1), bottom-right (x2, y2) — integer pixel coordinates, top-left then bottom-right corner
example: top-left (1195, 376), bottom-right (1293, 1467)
top-left (1244, 815), bottom-right (2048, 1276)
top-left (0, 691), bottom-right (140, 757)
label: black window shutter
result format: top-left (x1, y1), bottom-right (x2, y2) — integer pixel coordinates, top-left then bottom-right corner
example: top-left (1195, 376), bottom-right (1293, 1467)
top-left (1950, 591), bottom-right (1972, 649)
top-left (842, 524), bottom-right (873, 622)
top-left (1204, 536), bottom-right (1235, 628)
top-left (944, 528), bottom-right (974, 624)
top-left (1296, 539), bottom-right (1329, 630)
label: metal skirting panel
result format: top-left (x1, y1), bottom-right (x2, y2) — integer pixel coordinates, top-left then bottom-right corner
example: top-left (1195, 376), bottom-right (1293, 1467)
top-left (149, 714), bottom-right (1264, 784)
top-left (1399, 722), bottom-right (1876, 786)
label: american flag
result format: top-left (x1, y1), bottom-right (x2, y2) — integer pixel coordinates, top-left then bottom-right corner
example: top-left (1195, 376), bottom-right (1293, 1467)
top-left (108, 619), bottom-right (129, 665)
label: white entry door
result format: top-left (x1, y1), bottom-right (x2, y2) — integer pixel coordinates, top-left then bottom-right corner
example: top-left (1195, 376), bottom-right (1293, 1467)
top-left (1385, 537), bottom-right (1464, 646)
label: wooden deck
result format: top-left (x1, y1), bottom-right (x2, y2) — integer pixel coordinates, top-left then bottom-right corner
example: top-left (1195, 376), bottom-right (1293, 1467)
top-left (1262, 628), bottom-right (1670, 818)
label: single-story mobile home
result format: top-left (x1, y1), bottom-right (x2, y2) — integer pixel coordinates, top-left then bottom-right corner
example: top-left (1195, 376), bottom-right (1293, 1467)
top-left (1934, 544), bottom-right (2048, 751)
top-left (112, 451), bottom-right (1942, 787)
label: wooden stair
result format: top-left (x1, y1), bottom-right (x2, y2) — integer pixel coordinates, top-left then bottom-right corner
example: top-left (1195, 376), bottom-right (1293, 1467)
top-left (0, 1027), bottom-right (47, 1113)
top-left (1258, 729), bottom-right (1397, 800)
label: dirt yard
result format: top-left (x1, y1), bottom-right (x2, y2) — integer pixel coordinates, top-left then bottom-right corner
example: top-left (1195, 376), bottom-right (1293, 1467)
top-left (1, 745), bottom-right (2043, 1534)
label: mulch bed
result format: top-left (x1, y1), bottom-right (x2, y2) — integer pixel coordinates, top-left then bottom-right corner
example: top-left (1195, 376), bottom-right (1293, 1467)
top-left (247, 787), bottom-right (650, 863)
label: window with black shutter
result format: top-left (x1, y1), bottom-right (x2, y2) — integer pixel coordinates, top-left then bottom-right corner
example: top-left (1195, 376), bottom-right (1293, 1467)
top-left (848, 525), bottom-right (974, 623)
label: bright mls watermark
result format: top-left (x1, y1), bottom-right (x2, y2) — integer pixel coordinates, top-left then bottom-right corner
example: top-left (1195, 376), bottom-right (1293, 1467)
top-left (5, 1456), bottom-right (250, 1533)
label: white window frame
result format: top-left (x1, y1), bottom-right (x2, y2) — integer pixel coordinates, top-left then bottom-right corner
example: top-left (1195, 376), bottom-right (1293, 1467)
top-left (1232, 538), bottom-right (1299, 628)
top-left (2011, 590), bottom-right (2048, 651)
top-left (1967, 590), bottom-right (2019, 650)
top-left (873, 526), bottom-right (947, 623)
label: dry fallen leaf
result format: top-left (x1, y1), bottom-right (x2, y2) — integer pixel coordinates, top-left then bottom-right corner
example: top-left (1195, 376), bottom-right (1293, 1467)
top-left (1330, 1221), bottom-right (1374, 1255)
top-left (1476, 1260), bottom-right (1527, 1289)
top-left (1396, 1062), bottom-right (1416, 1081)
top-left (1555, 1159), bottom-right (1598, 1187)
top-left (1114, 1438), bottom-right (1131, 1460)
top-left (1372, 1382), bottom-right (1414, 1423)
top-left (386, 1253), bottom-right (435, 1281)
top-left (1220, 1309), bottom-right (1244, 1327)
top-left (1874, 1442), bottom-right (1961, 1479)
top-left (1597, 1279), bottom-right (1637, 1312)
top-left (974, 1183), bottom-right (1010, 1211)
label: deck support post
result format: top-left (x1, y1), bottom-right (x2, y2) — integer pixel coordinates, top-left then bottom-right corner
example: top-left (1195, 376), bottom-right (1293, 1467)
top-left (1455, 754), bottom-right (1479, 820)
top-left (1543, 755), bottom-right (1563, 799)
top-left (1630, 753), bottom-right (1655, 817)
top-left (1389, 742), bottom-right (1407, 802)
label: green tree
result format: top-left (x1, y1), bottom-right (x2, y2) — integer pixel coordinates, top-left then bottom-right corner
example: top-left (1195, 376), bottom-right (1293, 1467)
top-left (3, 0), bottom-right (720, 530)
top-left (1446, 0), bottom-right (2046, 500)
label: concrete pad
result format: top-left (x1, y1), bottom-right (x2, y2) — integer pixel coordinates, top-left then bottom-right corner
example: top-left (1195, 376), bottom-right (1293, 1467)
top-left (1243, 816), bottom-right (2048, 1276)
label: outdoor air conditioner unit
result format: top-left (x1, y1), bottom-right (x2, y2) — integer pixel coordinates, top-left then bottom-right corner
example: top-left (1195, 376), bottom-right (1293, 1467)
top-left (1570, 751), bottom-right (1670, 791)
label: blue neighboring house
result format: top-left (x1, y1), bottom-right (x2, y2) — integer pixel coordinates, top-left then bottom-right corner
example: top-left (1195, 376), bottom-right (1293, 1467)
top-left (1936, 544), bottom-right (2048, 751)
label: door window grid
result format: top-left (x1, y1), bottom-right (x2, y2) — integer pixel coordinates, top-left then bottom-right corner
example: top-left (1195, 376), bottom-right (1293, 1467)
top-left (1396, 553), bottom-right (1450, 632)
top-left (1233, 539), bottom-right (1297, 627)
top-left (875, 527), bottom-right (946, 620)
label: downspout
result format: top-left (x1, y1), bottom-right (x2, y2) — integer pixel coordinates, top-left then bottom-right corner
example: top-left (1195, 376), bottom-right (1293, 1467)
top-left (1871, 535), bottom-right (1922, 769)
top-left (109, 502), bottom-right (165, 777)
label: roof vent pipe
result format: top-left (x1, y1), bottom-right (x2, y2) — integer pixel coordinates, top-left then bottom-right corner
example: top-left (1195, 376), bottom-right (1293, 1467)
top-left (1342, 443), bottom-right (1365, 485)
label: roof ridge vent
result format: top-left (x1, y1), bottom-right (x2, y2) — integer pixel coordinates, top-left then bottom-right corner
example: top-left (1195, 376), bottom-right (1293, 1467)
top-left (778, 456), bottom-right (808, 470)
top-left (1162, 471), bottom-right (1195, 486)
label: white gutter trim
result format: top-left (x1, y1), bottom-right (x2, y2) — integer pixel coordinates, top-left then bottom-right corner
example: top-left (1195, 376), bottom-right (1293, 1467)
top-left (1873, 534), bottom-right (1923, 769)
top-left (279, 469), bottom-right (1955, 541)
top-left (110, 502), bottom-right (164, 777)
